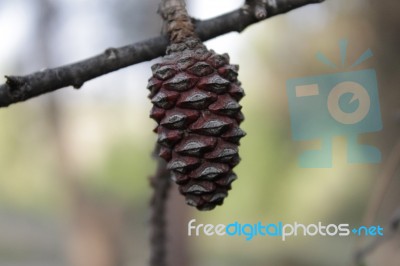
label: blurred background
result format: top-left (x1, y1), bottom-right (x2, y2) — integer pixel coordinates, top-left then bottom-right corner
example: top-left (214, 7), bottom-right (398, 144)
top-left (0, 0), bottom-right (399, 265)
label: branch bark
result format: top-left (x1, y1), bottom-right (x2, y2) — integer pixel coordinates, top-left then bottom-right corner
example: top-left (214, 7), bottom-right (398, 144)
top-left (159, 0), bottom-right (196, 43)
top-left (0, 0), bottom-right (324, 108)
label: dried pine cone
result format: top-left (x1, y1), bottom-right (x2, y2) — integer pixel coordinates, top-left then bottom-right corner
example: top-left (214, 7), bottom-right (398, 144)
top-left (148, 37), bottom-right (245, 211)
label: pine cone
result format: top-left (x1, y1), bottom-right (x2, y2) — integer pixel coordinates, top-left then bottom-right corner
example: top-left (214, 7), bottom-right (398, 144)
top-left (148, 38), bottom-right (245, 211)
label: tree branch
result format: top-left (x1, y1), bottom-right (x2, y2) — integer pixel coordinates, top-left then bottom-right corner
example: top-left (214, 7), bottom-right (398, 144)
top-left (0, 0), bottom-right (324, 108)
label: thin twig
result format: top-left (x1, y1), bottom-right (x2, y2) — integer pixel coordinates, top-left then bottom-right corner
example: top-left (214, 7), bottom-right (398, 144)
top-left (353, 137), bottom-right (400, 265)
top-left (361, 137), bottom-right (400, 228)
top-left (354, 208), bottom-right (400, 265)
top-left (0, 0), bottom-right (324, 108)
top-left (149, 145), bottom-right (171, 266)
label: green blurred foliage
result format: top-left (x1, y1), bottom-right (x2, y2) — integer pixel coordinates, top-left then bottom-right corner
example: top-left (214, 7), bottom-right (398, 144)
top-left (0, 0), bottom-right (399, 265)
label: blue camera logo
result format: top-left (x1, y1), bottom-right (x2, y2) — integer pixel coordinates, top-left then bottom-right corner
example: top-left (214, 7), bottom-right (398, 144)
top-left (286, 40), bottom-right (382, 168)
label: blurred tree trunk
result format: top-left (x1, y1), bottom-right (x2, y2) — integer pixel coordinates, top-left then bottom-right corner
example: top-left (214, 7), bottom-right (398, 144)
top-left (36, 1), bottom-right (124, 266)
top-left (369, 0), bottom-right (400, 217)
top-left (362, 1), bottom-right (400, 265)
top-left (366, 1), bottom-right (400, 150)
top-left (36, 1), bottom-right (191, 266)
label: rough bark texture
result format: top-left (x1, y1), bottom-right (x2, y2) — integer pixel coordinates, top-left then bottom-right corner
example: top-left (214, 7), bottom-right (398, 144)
top-left (0, 0), bottom-right (324, 108)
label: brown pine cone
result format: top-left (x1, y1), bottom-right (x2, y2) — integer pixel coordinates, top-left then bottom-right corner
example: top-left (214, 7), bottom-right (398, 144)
top-left (148, 37), bottom-right (245, 211)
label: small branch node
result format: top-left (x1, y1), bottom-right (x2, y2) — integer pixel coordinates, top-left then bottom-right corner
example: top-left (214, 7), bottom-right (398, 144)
top-left (245, 0), bottom-right (269, 20)
top-left (5, 75), bottom-right (24, 91)
top-left (72, 82), bottom-right (84, 89)
top-left (105, 47), bottom-right (118, 60)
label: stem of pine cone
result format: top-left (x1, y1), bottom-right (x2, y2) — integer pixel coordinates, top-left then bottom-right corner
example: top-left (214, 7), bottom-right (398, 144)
top-left (149, 2), bottom-right (193, 265)
top-left (159, 0), bottom-right (197, 43)
top-left (149, 145), bottom-right (171, 266)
